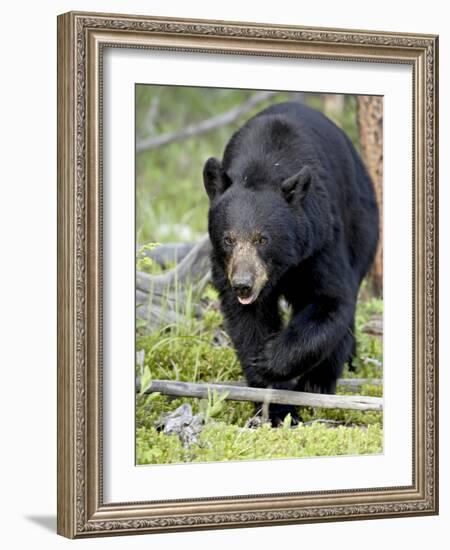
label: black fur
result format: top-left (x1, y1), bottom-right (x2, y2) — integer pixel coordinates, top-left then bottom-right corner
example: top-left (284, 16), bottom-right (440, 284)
top-left (204, 102), bottom-right (379, 425)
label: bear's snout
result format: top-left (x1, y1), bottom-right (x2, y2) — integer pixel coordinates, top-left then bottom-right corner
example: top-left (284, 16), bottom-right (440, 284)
top-left (227, 243), bottom-right (268, 305)
top-left (230, 263), bottom-right (258, 305)
top-left (231, 273), bottom-right (255, 298)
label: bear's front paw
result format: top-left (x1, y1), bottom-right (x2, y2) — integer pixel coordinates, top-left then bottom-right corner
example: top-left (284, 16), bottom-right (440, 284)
top-left (263, 336), bottom-right (291, 381)
top-left (244, 356), bottom-right (271, 388)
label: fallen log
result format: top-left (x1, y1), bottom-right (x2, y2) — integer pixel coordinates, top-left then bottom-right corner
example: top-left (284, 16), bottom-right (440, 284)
top-left (137, 235), bottom-right (211, 294)
top-left (136, 235), bottom-right (212, 331)
top-left (138, 242), bottom-right (195, 268)
top-left (337, 378), bottom-right (382, 390)
top-left (138, 379), bottom-right (383, 411)
top-left (137, 377), bottom-right (382, 392)
top-left (362, 317), bottom-right (383, 337)
top-left (200, 378), bottom-right (382, 392)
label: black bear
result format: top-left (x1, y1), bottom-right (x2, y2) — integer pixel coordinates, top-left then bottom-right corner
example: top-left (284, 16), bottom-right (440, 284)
top-left (203, 102), bottom-right (379, 425)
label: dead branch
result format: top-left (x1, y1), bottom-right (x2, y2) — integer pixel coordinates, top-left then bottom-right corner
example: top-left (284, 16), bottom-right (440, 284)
top-left (138, 242), bottom-right (195, 268)
top-left (200, 378), bottom-right (382, 391)
top-left (337, 378), bottom-right (381, 390)
top-left (136, 235), bottom-right (212, 331)
top-left (136, 91), bottom-right (278, 153)
top-left (138, 379), bottom-right (383, 411)
top-left (362, 317), bottom-right (383, 337)
top-left (137, 235), bottom-right (211, 293)
top-left (145, 94), bottom-right (160, 135)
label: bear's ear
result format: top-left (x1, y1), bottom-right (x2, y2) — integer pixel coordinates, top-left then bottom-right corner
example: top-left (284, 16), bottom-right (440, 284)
top-left (203, 157), bottom-right (231, 202)
top-left (281, 165), bottom-right (312, 203)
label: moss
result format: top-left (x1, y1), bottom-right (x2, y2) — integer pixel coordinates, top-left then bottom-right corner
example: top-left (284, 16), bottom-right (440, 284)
top-left (137, 422), bottom-right (383, 465)
top-left (136, 287), bottom-right (383, 464)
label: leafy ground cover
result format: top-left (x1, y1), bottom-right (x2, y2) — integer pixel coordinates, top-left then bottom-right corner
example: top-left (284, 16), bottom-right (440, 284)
top-left (136, 286), bottom-right (383, 465)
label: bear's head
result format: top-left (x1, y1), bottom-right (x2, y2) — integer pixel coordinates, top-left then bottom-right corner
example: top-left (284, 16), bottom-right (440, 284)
top-left (204, 157), bottom-right (331, 305)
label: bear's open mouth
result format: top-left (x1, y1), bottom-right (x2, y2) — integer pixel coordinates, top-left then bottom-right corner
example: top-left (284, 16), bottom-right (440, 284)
top-left (237, 293), bottom-right (257, 305)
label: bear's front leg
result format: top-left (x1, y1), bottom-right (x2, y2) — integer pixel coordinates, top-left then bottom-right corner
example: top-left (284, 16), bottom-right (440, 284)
top-left (260, 296), bottom-right (355, 383)
top-left (233, 324), bottom-right (278, 390)
top-left (218, 289), bottom-right (282, 389)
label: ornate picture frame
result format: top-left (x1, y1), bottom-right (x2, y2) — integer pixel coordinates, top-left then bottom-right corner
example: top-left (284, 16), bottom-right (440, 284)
top-left (57, 11), bottom-right (438, 538)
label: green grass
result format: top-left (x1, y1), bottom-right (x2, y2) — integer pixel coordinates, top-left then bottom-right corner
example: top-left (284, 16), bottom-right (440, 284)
top-left (137, 422), bottom-right (382, 465)
top-left (136, 285), bottom-right (383, 465)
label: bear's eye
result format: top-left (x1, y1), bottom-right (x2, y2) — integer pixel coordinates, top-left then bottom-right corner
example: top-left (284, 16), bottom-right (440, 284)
top-left (223, 236), bottom-right (235, 246)
top-left (257, 236), bottom-right (268, 246)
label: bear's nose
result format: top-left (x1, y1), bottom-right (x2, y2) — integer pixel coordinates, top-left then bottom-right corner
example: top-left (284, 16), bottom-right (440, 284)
top-left (231, 276), bottom-right (253, 296)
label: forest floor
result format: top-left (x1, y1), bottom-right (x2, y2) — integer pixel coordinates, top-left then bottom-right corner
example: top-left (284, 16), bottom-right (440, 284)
top-left (136, 284), bottom-right (383, 465)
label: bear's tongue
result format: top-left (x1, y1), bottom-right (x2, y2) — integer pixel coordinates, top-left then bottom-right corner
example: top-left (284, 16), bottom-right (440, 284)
top-left (238, 295), bottom-right (255, 305)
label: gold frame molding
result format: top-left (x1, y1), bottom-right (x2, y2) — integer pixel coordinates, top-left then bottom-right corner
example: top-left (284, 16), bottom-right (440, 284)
top-left (57, 11), bottom-right (439, 538)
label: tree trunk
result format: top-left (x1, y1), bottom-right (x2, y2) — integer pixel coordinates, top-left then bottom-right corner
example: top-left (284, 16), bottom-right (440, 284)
top-left (357, 96), bottom-right (383, 297)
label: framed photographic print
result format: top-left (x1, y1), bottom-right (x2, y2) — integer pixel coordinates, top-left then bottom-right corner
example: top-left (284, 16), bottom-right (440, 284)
top-left (57, 11), bottom-right (439, 538)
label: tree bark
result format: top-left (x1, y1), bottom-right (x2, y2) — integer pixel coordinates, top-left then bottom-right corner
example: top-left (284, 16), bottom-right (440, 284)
top-left (357, 95), bottom-right (383, 297)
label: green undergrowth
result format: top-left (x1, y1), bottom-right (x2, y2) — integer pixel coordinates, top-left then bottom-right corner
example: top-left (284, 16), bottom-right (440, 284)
top-left (136, 284), bottom-right (383, 465)
top-left (137, 422), bottom-right (383, 465)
